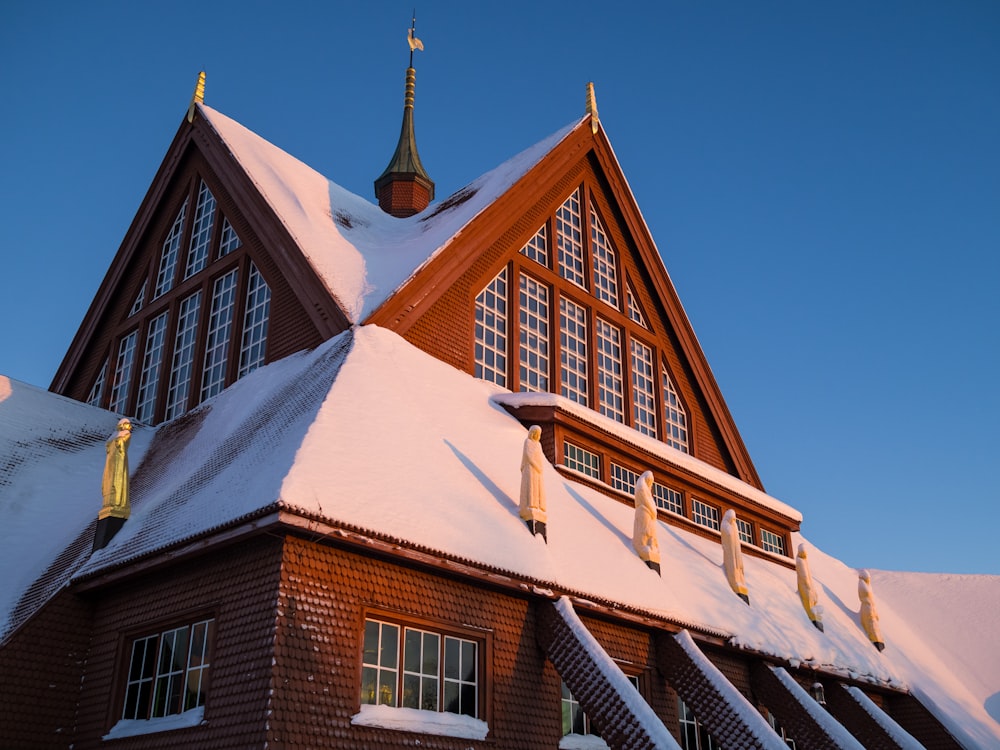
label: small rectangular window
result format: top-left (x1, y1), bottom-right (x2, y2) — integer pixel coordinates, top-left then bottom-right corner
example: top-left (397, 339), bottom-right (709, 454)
top-left (610, 463), bottom-right (638, 494)
top-left (736, 518), bottom-right (754, 545)
top-left (692, 499), bottom-right (720, 531)
top-left (563, 442), bottom-right (600, 480)
top-left (122, 618), bottom-right (214, 721)
top-left (652, 482), bottom-right (684, 516)
top-left (361, 617), bottom-right (481, 719)
top-left (760, 529), bottom-right (786, 555)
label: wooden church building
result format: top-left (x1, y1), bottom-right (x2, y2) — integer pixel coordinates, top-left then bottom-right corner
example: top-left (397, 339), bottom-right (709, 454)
top-left (0, 48), bottom-right (995, 750)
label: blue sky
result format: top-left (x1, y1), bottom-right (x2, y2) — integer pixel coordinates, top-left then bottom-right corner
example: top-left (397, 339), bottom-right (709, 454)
top-left (1, 1), bottom-right (997, 575)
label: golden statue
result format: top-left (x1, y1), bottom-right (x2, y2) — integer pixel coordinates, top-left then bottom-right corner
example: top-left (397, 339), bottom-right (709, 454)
top-left (100, 418), bottom-right (132, 519)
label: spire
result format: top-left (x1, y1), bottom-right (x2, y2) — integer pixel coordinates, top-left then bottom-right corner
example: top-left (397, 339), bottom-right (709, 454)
top-left (187, 71), bottom-right (206, 123)
top-left (375, 17), bottom-right (435, 217)
top-left (586, 81), bottom-right (600, 134)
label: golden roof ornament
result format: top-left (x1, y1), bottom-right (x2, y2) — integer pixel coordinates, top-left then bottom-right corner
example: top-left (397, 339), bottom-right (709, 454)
top-left (187, 71), bottom-right (206, 123)
top-left (586, 81), bottom-right (600, 134)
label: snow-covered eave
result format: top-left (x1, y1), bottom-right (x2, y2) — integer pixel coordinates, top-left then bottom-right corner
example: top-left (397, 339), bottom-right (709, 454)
top-left (493, 391), bottom-right (802, 523)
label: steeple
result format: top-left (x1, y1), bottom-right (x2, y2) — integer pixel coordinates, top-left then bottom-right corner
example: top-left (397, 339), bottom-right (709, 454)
top-left (375, 19), bottom-right (435, 217)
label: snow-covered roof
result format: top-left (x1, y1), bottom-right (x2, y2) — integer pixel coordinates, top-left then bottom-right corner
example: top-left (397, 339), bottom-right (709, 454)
top-left (1, 326), bottom-right (997, 745)
top-left (200, 104), bottom-right (580, 323)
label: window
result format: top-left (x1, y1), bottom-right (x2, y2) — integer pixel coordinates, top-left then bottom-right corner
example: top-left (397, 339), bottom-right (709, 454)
top-left (590, 209), bottom-right (619, 309)
top-left (692, 499), bottom-right (720, 531)
top-left (559, 297), bottom-right (588, 405)
top-left (520, 225), bottom-right (549, 267)
top-left (557, 190), bottom-right (585, 288)
top-left (518, 274), bottom-right (549, 392)
top-left (562, 675), bottom-right (640, 740)
top-left (610, 463), bottom-right (638, 494)
top-left (134, 312), bottom-right (168, 422)
top-left (238, 262), bottom-right (270, 377)
top-left (88, 358), bottom-right (108, 407)
top-left (201, 269), bottom-right (238, 402)
top-left (218, 218), bottom-right (241, 257)
top-left (630, 339), bottom-right (657, 438)
top-left (652, 482), bottom-right (684, 516)
top-left (768, 713), bottom-right (797, 749)
top-left (121, 618), bottom-right (214, 722)
top-left (109, 331), bottom-right (137, 414)
top-left (596, 319), bottom-right (624, 423)
top-left (153, 199), bottom-right (188, 300)
top-left (361, 618), bottom-right (480, 718)
top-left (736, 517), bottom-right (754, 545)
top-left (678, 698), bottom-right (723, 750)
top-left (129, 280), bottom-right (146, 317)
top-left (760, 529), bottom-right (786, 555)
top-left (184, 181), bottom-right (216, 279)
top-left (627, 284), bottom-right (647, 327)
top-left (165, 291), bottom-right (202, 421)
top-left (564, 442), bottom-right (600, 479)
top-left (474, 268), bottom-right (508, 386)
top-left (662, 365), bottom-right (689, 453)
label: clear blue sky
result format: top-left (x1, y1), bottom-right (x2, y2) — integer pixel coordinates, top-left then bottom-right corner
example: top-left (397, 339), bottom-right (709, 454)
top-left (2, 1), bottom-right (997, 575)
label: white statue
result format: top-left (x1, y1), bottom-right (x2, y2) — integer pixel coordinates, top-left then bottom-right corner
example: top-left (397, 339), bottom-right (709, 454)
top-left (796, 544), bottom-right (824, 631)
top-left (632, 471), bottom-right (661, 573)
top-left (519, 426), bottom-right (547, 539)
top-left (721, 510), bottom-right (749, 605)
top-left (100, 418), bottom-right (132, 519)
top-left (858, 569), bottom-right (885, 651)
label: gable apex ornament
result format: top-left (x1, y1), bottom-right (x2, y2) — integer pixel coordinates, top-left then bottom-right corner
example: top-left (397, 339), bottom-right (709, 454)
top-left (187, 71), bottom-right (206, 123)
top-left (586, 81), bottom-right (599, 134)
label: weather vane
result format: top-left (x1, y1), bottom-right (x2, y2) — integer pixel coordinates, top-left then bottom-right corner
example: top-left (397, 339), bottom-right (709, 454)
top-left (407, 12), bottom-right (424, 67)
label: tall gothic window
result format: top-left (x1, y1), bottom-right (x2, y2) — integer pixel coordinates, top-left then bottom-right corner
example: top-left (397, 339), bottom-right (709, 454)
top-left (559, 297), bottom-right (588, 405)
top-left (201, 269), bottom-right (238, 401)
top-left (474, 267), bottom-right (508, 386)
top-left (596, 318), bottom-right (625, 423)
top-left (662, 366), bottom-right (689, 453)
top-left (239, 262), bottom-right (271, 377)
top-left (165, 291), bottom-right (202, 421)
top-left (153, 199), bottom-right (187, 300)
top-left (590, 209), bottom-right (619, 309)
top-left (556, 190), bottom-right (585, 288)
top-left (630, 339), bottom-right (657, 437)
top-left (184, 181), bottom-right (217, 279)
top-left (518, 274), bottom-right (549, 392)
top-left (134, 312), bottom-right (168, 423)
top-left (109, 332), bottom-right (137, 414)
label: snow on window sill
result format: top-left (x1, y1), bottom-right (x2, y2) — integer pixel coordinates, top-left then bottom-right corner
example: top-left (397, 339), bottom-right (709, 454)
top-left (560, 733), bottom-right (611, 750)
top-left (103, 706), bottom-right (206, 740)
top-left (351, 703), bottom-right (489, 740)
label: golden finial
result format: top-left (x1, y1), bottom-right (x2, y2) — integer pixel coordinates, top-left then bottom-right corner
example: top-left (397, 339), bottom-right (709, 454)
top-left (586, 82), bottom-right (599, 134)
top-left (187, 71), bottom-right (206, 123)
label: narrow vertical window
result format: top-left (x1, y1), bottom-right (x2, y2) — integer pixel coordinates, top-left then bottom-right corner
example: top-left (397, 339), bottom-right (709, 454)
top-left (165, 291), bottom-right (202, 420)
top-left (201, 269), bottom-right (239, 401)
top-left (595, 318), bottom-right (624, 423)
top-left (760, 529), bottom-right (787, 555)
top-left (631, 339), bottom-right (657, 437)
top-left (134, 312), bottom-right (168, 423)
top-left (518, 274), bottom-right (549, 392)
top-left (474, 267), bottom-right (508, 387)
top-left (184, 181), bottom-right (217, 279)
top-left (218, 217), bottom-right (241, 258)
top-left (109, 332), bottom-right (138, 414)
top-left (442, 635), bottom-right (478, 717)
top-left (402, 628), bottom-right (440, 711)
top-left (153, 199), bottom-right (188, 299)
top-left (590, 208), bottom-right (619, 309)
top-left (556, 189), bottom-right (585, 288)
top-left (679, 698), bottom-right (723, 750)
top-left (559, 297), bottom-right (588, 405)
top-left (662, 365), bottom-right (690, 453)
top-left (239, 262), bottom-right (271, 378)
top-left (88, 358), bottom-right (108, 407)
top-left (519, 225), bottom-right (548, 267)
top-left (361, 619), bottom-right (399, 707)
top-left (736, 518), bottom-right (754, 545)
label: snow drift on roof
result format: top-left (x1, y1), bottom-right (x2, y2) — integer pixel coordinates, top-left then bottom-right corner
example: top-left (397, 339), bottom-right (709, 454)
top-left (200, 104), bottom-right (580, 323)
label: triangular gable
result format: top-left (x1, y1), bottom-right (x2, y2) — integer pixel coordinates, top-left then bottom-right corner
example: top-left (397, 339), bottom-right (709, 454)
top-left (50, 105), bottom-right (349, 421)
top-left (366, 116), bottom-right (762, 488)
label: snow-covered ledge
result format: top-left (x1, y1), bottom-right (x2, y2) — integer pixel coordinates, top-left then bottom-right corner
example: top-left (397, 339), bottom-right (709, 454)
top-left (351, 704), bottom-right (489, 740)
top-left (103, 706), bottom-right (205, 739)
top-left (560, 732), bottom-right (612, 749)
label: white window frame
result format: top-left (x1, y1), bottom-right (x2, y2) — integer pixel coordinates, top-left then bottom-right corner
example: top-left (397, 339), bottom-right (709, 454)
top-left (201, 269), bottom-right (239, 402)
top-left (760, 529), bottom-right (787, 555)
top-left (596, 318), bottom-right (624, 423)
top-left (692, 498), bottom-right (720, 531)
top-left (563, 442), bottom-right (600, 479)
top-left (518, 273), bottom-right (549, 392)
top-left (238, 262), bottom-right (270, 378)
top-left (519, 224), bottom-right (549, 267)
top-left (109, 331), bottom-right (138, 414)
top-left (184, 181), bottom-right (216, 280)
top-left (610, 462), bottom-right (639, 494)
top-left (630, 339), bottom-right (657, 438)
top-left (662, 364), bottom-right (690, 453)
top-left (589, 207), bottom-right (619, 309)
top-left (134, 312), bottom-right (169, 422)
top-left (474, 267), bottom-right (508, 387)
top-left (736, 517), bottom-right (754, 545)
top-left (218, 217), bottom-right (241, 258)
top-left (153, 199), bottom-right (188, 300)
top-left (165, 291), bottom-right (202, 420)
top-left (652, 482), bottom-right (684, 516)
top-left (559, 297), bottom-right (588, 405)
top-left (556, 189), bottom-right (586, 288)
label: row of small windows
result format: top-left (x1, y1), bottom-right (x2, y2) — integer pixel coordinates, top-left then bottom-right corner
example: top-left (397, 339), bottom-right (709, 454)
top-left (474, 188), bottom-right (689, 452)
top-left (562, 442), bottom-right (787, 556)
top-left (88, 179), bottom-right (271, 422)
